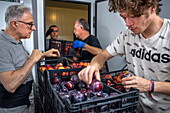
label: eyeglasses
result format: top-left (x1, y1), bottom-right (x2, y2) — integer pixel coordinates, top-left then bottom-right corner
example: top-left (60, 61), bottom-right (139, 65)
top-left (52, 30), bottom-right (59, 32)
top-left (16, 20), bottom-right (35, 29)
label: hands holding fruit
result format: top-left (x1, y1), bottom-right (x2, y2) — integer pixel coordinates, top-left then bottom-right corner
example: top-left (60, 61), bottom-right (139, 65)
top-left (29, 49), bottom-right (44, 62)
top-left (43, 48), bottom-right (60, 58)
top-left (30, 48), bottom-right (60, 63)
top-left (78, 64), bottom-right (150, 93)
top-left (121, 76), bottom-right (150, 93)
top-left (78, 65), bottom-right (101, 85)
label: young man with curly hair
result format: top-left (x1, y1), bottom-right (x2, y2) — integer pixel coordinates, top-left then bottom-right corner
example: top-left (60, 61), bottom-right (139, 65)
top-left (78, 0), bottom-right (170, 113)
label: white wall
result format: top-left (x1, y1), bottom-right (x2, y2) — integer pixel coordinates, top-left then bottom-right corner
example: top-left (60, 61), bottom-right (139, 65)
top-left (46, 6), bottom-right (88, 41)
top-left (0, 1), bottom-right (21, 30)
top-left (96, 1), bottom-right (127, 71)
top-left (160, 0), bottom-right (170, 19)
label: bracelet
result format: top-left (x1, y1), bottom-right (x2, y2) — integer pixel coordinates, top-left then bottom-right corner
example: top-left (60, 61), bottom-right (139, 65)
top-left (148, 80), bottom-right (152, 97)
top-left (148, 80), bottom-right (154, 97)
top-left (150, 80), bottom-right (154, 92)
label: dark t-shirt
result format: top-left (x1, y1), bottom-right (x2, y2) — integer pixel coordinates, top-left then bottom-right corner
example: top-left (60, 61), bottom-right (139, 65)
top-left (80, 35), bottom-right (102, 61)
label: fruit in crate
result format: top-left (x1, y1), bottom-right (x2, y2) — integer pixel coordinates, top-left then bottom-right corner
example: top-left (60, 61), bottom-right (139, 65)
top-left (90, 79), bottom-right (103, 92)
top-left (70, 71), bottom-right (76, 76)
top-left (71, 62), bottom-right (90, 68)
top-left (45, 64), bottom-right (53, 70)
top-left (116, 75), bottom-right (122, 83)
top-left (54, 63), bottom-right (63, 69)
top-left (71, 62), bottom-right (76, 67)
top-left (70, 43), bottom-right (73, 48)
top-left (58, 66), bottom-right (65, 69)
top-left (58, 91), bottom-right (70, 100)
top-left (80, 88), bottom-right (87, 93)
top-left (85, 92), bottom-right (97, 101)
top-left (103, 74), bottom-right (113, 81)
top-left (53, 77), bottom-right (62, 85)
top-left (70, 75), bottom-right (80, 85)
top-left (79, 62), bottom-right (84, 67)
top-left (77, 81), bottom-right (86, 90)
top-left (40, 66), bottom-right (47, 72)
top-left (65, 47), bottom-right (69, 52)
top-left (61, 86), bottom-right (68, 92)
top-left (83, 62), bottom-right (89, 67)
top-left (51, 74), bottom-right (123, 105)
top-left (94, 91), bottom-right (103, 97)
top-left (65, 81), bottom-right (75, 90)
top-left (73, 91), bottom-right (85, 103)
top-left (101, 92), bottom-right (109, 98)
top-left (52, 83), bottom-right (61, 92)
top-left (62, 72), bottom-right (69, 76)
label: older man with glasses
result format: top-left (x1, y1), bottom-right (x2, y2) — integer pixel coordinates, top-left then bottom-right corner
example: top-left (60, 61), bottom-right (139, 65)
top-left (0, 5), bottom-right (60, 113)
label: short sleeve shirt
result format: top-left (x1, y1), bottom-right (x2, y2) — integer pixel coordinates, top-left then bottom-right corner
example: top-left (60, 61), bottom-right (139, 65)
top-left (0, 31), bottom-right (33, 84)
top-left (80, 35), bottom-right (102, 61)
top-left (106, 19), bottom-right (170, 113)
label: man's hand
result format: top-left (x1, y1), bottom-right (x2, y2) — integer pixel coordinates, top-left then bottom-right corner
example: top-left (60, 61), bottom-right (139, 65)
top-left (78, 65), bottom-right (100, 84)
top-left (121, 76), bottom-right (150, 93)
top-left (73, 40), bottom-right (86, 48)
top-left (46, 29), bottom-right (53, 37)
top-left (29, 49), bottom-right (44, 63)
top-left (43, 48), bottom-right (60, 57)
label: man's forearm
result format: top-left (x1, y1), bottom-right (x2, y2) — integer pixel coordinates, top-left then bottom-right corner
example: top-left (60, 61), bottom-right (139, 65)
top-left (90, 49), bottom-right (113, 70)
top-left (84, 44), bottom-right (102, 55)
top-left (154, 81), bottom-right (170, 95)
top-left (1, 58), bottom-right (37, 93)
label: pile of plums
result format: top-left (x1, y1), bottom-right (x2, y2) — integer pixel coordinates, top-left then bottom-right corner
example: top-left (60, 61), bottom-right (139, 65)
top-left (52, 75), bottom-right (130, 112)
top-left (52, 75), bottom-right (121, 102)
top-left (52, 75), bottom-right (105, 103)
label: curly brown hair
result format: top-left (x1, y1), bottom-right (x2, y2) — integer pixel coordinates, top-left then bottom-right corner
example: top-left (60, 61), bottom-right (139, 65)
top-left (108, 0), bottom-right (162, 17)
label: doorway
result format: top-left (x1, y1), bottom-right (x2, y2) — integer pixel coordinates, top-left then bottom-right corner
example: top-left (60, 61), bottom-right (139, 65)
top-left (45, 0), bottom-right (91, 50)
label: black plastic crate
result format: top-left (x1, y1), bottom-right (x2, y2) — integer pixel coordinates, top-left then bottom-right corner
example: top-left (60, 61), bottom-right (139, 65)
top-left (39, 58), bottom-right (70, 71)
top-left (36, 67), bottom-right (52, 113)
top-left (64, 85), bottom-right (138, 113)
top-left (63, 40), bottom-right (82, 57)
top-left (49, 39), bottom-right (82, 57)
top-left (101, 69), bottom-right (131, 92)
top-left (50, 40), bottom-right (64, 54)
top-left (37, 68), bottom-right (83, 113)
top-left (68, 60), bottom-right (109, 73)
top-left (38, 68), bottom-right (139, 113)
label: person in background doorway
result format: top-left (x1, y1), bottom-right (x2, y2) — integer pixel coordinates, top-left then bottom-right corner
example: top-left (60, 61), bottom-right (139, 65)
top-left (0, 5), bottom-right (60, 113)
top-left (45, 25), bottom-right (59, 50)
top-left (73, 18), bottom-right (102, 61)
top-left (78, 0), bottom-right (170, 113)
